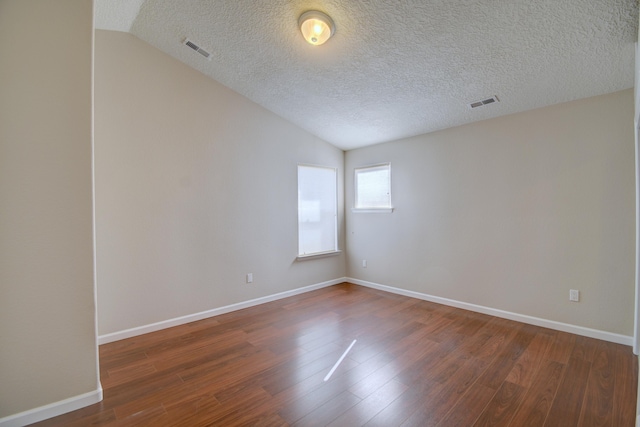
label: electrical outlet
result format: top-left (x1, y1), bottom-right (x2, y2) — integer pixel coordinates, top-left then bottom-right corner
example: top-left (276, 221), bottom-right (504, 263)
top-left (246, 273), bottom-right (253, 283)
top-left (569, 289), bottom-right (579, 302)
top-left (362, 260), bottom-right (367, 268)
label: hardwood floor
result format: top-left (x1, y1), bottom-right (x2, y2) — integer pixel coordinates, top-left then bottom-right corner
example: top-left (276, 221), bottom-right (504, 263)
top-left (30, 283), bottom-right (637, 426)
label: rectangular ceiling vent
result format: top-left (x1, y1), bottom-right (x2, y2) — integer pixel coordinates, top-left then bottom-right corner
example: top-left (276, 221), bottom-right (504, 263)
top-left (468, 96), bottom-right (499, 109)
top-left (183, 38), bottom-right (212, 60)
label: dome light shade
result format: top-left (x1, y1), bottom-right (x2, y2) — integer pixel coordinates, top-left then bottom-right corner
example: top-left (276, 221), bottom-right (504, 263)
top-left (299, 11), bottom-right (335, 46)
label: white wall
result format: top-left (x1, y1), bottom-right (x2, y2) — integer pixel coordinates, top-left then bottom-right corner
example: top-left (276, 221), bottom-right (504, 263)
top-left (94, 31), bottom-right (345, 336)
top-left (0, 0), bottom-right (99, 422)
top-left (346, 90), bottom-right (635, 337)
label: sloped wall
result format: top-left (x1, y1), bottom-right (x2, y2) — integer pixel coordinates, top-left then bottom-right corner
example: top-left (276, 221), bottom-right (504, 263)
top-left (94, 31), bottom-right (345, 336)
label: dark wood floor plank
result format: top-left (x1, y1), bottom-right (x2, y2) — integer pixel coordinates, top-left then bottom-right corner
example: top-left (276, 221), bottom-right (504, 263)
top-left (364, 379), bottom-right (439, 426)
top-left (111, 405), bottom-right (167, 427)
top-left (472, 381), bottom-right (525, 426)
top-left (612, 344), bottom-right (638, 426)
top-left (413, 311), bottom-right (456, 339)
top-left (543, 330), bottom-right (577, 364)
top-left (508, 360), bottom-right (565, 427)
top-left (346, 319), bottom-right (431, 365)
top-left (353, 336), bottom-right (440, 397)
top-left (27, 283), bottom-right (637, 427)
top-left (98, 371), bottom-right (184, 412)
top-left (97, 315), bottom-right (221, 358)
top-left (435, 382), bottom-right (497, 427)
top-left (217, 412), bottom-right (288, 427)
top-left (395, 299), bottom-right (441, 321)
top-left (455, 314), bottom-right (492, 336)
top-left (374, 296), bottom-right (422, 318)
top-left (102, 360), bottom-right (157, 389)
top-left (188, 387), bottom-right (275, 427)
top-left (278, 375), bottom-right (358, 424)
top-left (393, 337), bottom-right (457, 386)
top-left (571, 334), bottom-right (599, 362)
top-left (152, 339), bottom-right (257, 374)
top-left (99, 347), bottom-right (149, 372)
top-left (147, 328), bottom-right (249, 361)
top-left (245, 412), bottom-right (289, 427)
top-left (267, 369), bottom-right (331, 412)
top-left (158, 387), bottom-right (262, 427)
top-left (268, 311), bottom-right (341, 342)
top-left (505, 331), bottom-right (553, 388)
top-left (296, 315), bottom-right (382, 353)
top-left (292, 390), bottom-right (361, 426)
top-left (28, 407), bottom-right (116, 427)
top-left (400, 356), bottom-right (490, 427)
top-left (179, 348), bottom-right (291, 395)
top-left (327, 378), bottom-right (408, 427)
top-left (476, 323), bottom-right (537, 390)
top-left (578, 340), bottom-right (617, 426)
top-left (217, 343), bottom-right (344, 402)
top-left (544, 356), bottom-right (592, 426)
top-left (466, 317), bottom-right (521, 362)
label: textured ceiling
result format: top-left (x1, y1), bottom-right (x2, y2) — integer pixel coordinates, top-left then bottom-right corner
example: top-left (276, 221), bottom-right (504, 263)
top-left (95, 0), bottom-right (638, 151)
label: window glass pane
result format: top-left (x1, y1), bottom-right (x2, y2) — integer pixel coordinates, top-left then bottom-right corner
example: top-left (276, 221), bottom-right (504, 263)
top-left (298, 165), bottom-right (337, 255)
top-left (355, 164), bottom-right (391, 208)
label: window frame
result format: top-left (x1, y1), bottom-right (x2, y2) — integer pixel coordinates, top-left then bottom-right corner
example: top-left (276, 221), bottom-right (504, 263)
top-left (296, 164), bottom-right (341, 260)
top-left (352, 162), bottom-right (393, 213)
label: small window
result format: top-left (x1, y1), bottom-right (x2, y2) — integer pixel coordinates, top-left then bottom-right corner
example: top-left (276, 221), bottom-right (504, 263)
top-left (354, 163), bottom-right (392, 212)
top-left (297, 164), bottom-right (338, 257)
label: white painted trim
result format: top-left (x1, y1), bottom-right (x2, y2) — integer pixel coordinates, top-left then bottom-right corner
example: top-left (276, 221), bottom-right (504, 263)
top-left (348, 278), bottom-right (633, 346)
top-left (351, 208), bottom-right (394, 214)
top-left (90, 9), bottom-right (104, 400)
top-left (635, 40), bottom-right (639, 354)
top-left (296, 250), bottom-right (342, 261)
top-left (634, 117), bottom-right (639, 355)
top-left (0, 388), bottom-right (102, 427)
top-left (99, 278), bottom-right (347, 344)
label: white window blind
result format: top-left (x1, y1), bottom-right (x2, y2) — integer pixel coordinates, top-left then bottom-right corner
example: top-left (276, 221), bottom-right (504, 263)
top-left (354, 163), bottom-right (391, 209)
top-left (298, 165), bottom-right (338, 256)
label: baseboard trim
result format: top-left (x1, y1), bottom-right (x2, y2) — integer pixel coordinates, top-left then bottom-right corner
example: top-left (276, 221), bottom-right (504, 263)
top-left (99, 278), bottom-right (347, 344)
top-left (348, 278), bottom-right (633, 346)
top-left (99, 276), bottom-right (632, 347)
top-left (0, 388), bottom-right (102, 427)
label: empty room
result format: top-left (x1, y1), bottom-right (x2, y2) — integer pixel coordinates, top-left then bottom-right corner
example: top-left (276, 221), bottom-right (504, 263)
top-left (1, 0), bottom-right (640, 426)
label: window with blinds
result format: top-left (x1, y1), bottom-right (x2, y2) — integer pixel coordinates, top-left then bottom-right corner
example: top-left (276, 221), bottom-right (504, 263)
top-left (354, 163), bottom-right (392, 211)
top-left (297, 164), bottom-right (338, 256)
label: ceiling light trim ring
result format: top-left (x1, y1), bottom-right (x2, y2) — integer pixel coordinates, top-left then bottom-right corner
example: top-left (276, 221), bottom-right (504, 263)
top-left (299, 10), bottom-right (335, 46)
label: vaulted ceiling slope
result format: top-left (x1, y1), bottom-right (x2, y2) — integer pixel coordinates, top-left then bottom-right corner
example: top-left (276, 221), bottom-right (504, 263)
top-left (95, 0), bottom-right (638, 151)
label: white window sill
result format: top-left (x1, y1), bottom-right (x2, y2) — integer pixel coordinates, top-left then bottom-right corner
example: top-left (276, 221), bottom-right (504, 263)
top-left (296, 250), bottom-right (342, 261)
top-left (351, 208), bottom-right (394, 213)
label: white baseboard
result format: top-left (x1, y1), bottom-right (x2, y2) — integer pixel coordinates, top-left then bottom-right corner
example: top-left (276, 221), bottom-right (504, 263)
top-left (348, 278), bottom-right (633, 346)
top-left (0, 388), bottom-right (102, 427)
top-left (99, 278), bottom-right (347, 344)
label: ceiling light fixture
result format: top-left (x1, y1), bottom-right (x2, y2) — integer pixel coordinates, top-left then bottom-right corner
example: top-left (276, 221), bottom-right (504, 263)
top-left (299, 11), bottom-right (335, 46)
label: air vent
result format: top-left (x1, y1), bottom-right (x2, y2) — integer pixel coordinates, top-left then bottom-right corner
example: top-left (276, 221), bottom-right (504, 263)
top-left (183, 38), bottom-right (212, 60)
top-left (468, 96), bottom-right (499, 109)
